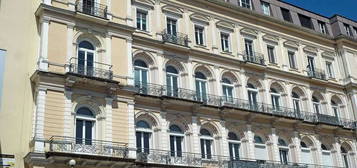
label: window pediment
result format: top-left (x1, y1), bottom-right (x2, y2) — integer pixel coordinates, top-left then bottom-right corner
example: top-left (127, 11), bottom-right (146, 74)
top-left (262, 34), bottom-right (279, 43)
top-left (133, 0), bottom-right (155, 8)
top-left (162, 5), bottom-right (184, 17)
top-left (190, 13), bottom-right (210, 25)
top-left (240, 27), bottom-right (258, 37)
top-left (283, 40), bottom-right (299, 49)
top-left (216, 20), bottom-right (235, 31)
top-left (321, 50), bottom-right (335, 59)
top-left (303, 46), bottom-right (318, 54)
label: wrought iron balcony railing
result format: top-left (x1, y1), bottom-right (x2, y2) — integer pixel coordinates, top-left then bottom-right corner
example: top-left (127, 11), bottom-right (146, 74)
top-left (75, 0), bottom-right (108, 19)
top-left (162, 29), bottom-right (189, 47)
top-left (68, 57), bottom-right (113, 80)
top-left (136, 148), bottom-right (202, 167)
top-left (226, 160), bottom-right (344, 168)
top-left (48, 136), bottom-right (129, 158)
top-left (307, 68), bottom-right (327, 80)
top-left (134, 83), bottom-right (357, 130)
top-left (241, 50), bottom-right (265, 65)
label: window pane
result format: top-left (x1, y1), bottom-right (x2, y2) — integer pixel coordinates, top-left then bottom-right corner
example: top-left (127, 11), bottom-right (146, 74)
top-left (136, 132), bottom-right (142, 152)
top-left (206, 140), bottom-right (212, 159)
top-left (170, 136), bottom-right (175, 156)
top-left (176, 137), bottom-right (182, 157)
top-left (143, 132), bottom-right (150, 153)
top-left (76, 120), bottom-right (83, 144)
top-left (201, 139), bottom-right (205, 158)
top-left (85, 121), bottom-right (92, 145)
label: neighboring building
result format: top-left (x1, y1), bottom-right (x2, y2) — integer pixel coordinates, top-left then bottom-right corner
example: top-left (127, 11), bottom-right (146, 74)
top-left (1, 0), bottom-right (357, 168)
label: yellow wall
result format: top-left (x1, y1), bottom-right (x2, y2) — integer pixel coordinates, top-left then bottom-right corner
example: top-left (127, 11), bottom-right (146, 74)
top-left (48, 21), bottom-right (67, 73)
top-left (111, 36), bottom-right (128, 77)
top-left (112, 101), bottom-right (129, 143)
top-left (44, 90), bottom-right (65, 138)
top-left (0, 0), bottom-right (41, 168)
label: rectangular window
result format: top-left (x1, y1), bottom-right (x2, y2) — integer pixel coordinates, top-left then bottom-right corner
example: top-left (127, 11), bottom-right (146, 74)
top-left (299, 14), bottom-right (314, 30)
top-left (261, 1), bottom-right (271, 16)
top-left (281, 8), bottom-right (292, 22)
top-left (307, 56), bottom-right (315, 72)
top-left (267, 45), bottom-right (275, 64)
top-left (344, 24), bottom-right (352, 36)
top-left (326, 61), bottom-right (334, 78)
top-left (195, 25), bottom-right (205, 45)
top-left (136, 10), bottom-right (147, 31)
top-left (288, 51), bottom-right (297, 69)
top-left (167, 18), bottom-right (177, 36)
top-left (318, 21), bottom-right (327, 34)
top-left (245, 39), bottom-right (254, 56)
top-left (221, 32), bottom-right (230, 52)
top-left (241, 0), bottom-right (251, 9)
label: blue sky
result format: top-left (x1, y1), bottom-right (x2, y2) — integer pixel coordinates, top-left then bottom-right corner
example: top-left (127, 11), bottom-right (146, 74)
top-left (282, 0), bottom-right (357, 21)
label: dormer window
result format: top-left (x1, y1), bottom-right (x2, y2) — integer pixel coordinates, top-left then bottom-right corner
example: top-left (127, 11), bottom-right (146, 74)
top-left (240, 0), bottom-right (251, 9)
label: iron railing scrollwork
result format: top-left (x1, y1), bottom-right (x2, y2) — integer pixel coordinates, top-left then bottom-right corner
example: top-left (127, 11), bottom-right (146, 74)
top-left (48, 136), bottom-right (129, 158)
top-left (241, 50), bottom-right (265, 65)
top-left (75, 0), bottom-right (108, 19)
top-left (162, 29), bottom-right (189, 47)
top-left (134, 83), bottom-right (357, 130)
top-left (68, 57), bottom-right (113, 80)
top-left (307, 68), bottom-right (327, 80)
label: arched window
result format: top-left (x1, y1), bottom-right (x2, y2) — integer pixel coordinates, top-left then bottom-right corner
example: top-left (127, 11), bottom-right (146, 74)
top-left (169, 125), bottom-right (184, 157)
top-left (228, 132), bottom-right (240, 160)
top-left (278, 138), bottom-right (289, 164)
top-left (200, 128), bottom-right (213, 159)
top-left (292, 92), bottom-right (301, 114)
top-left (136, 120), bottom-right (152, 154)
top-left (247, 83), bottom-right (258, 110)
top-left (77, 41), bottom-right (95, 76)
top-left (321, 143), bottom-right (334, 166)
top-left (300, 140), bottom-right (313, 164)
top-left (222, 78), bottom-right (234, 102)
top-left (195, 72), bottom-right (208, 102)
top-left (312, 96), bottom-right (321, 114)
top-left (341, 146), bottom-right (351, 168)
top-left (166, 66), bottom-right (179, 97)
top-left (134, 60), bottom-right (149, 91)
top-left (76, 107), bottom-right (95, 145)
top-left (254, 135), bottom-right (268, 161)
top-left (270, 88), bottom-right (281, 111)
top-left (331, 100), bottom-right (340, 118)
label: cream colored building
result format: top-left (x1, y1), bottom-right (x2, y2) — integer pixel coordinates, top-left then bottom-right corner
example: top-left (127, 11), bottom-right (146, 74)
top-left (1, 0), bottom-right (357, 168)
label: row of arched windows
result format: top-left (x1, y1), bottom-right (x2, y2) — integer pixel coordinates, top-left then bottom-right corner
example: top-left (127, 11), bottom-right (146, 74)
top-left (133, 58), bottom-right (347, 118)
top-left (134, 119), bottom-right (354, 167)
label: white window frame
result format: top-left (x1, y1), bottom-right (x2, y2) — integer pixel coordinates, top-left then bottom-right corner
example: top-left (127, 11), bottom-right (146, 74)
top-left (288, 50), bottom-right (297, 69)
top-left (220, 30), bottom-right (231, 52)
top-left (165, 15), bottom-right (179, 36)
top-left (194, 24), bottom-right (206, 46)
top-left (134, 63), bottom-right (149, 84)
top-left (196, 77), bottom-right (208, 101)
top-left (292, 96), bottom-right (301, 113)
top-left (228, 139), bottom-right (241, 160)
top-left (271, 90), bottom-right (281, 110)
top-left (267, 45), bottom-right (276, 64)
top-left (318, 21), bottom-right (327, 34)
top-left (278, 145), bottom-right (290, 164)
top-left (325, 61), bottom-right (334, 79)
top-left (247, 86), bottom-right (259, 107)
top-left (244, 38), bottom-right (255, 56)
top-left (344, 24), bottom-right (352, 36)
top-left (136, 124), bottom-right (153, 152)
top-left (200, 135), bottom-right (214, 159)
top-left (313, 101), bottom-right (321, 114)
top-left (77, 39), bottom-right (97, 71)
top-left (166, 67), bottom-right (180, 95)
top-left (75, 114), bottom-right (96, 144)
top-left (261, 1), bottom-right (271, 16)
top-left (136, 9), bottom-right (149, 31)
top-left (240, 0), bottom-right (252, 9)
top-left (222, 80), bottom-right (235, 102)
top-left (169, 131), bottom-right (185, 157)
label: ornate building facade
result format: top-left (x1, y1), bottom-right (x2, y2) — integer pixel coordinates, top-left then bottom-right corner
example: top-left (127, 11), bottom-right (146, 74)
top-left (1, 0), bottom-right (357, 168)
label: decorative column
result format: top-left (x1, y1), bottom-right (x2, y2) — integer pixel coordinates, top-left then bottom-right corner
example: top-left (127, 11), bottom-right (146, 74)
top-left (262, 79), bottom-right (270, 104)
top-left (191, 116), bottom-right (200, 154)
top-left (157, 54), bottom-right (164, 85)
top-left (127, 38), bottom-right (134, 85)
top-left (332, 139), bottom-right (343, 167)
top-left (127, 101), bottom-right (136, 158)
top-left (314, 136), bottom-right (322, 165)
top-left (209, 18), bottom-right (218, 54)
top-left (269, 128), bottom-right (280, 162)
top-left (245, 124), bottom-right (255, 160)
top-left (220, 120), bottom-right (229, 157)
top-left (105, 98), bottom-right (113, 142)
top-left (126, 0), bottom-right (132, 26)
top-left (291, 131), bottom-right (301, 163)
top-left (105, 34), bottom-right (112, 65)
top-left (66, 23), bottom-right (74, 72)
top-left (34, 87), bottom-right (47, 152)
top-left (63, 89), bottom-right (73, 137)
top-left (39, 17), bottom-right (50, 71)
top-left (159, 112), bottom-right (169, 150)
top-left (214, 66), bottom-right (221, 96)
top-left (240, 72), bottom-right (248, 99)
top-left (154, 1), bottom-right (162, 40)
top-left (187, 61), bottom-right (194, 90)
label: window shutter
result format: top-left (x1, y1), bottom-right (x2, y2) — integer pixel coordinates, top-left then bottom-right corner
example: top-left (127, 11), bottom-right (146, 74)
top-left (254, 145), bottom-right (268, 161)
top-left (300, 149), bottom-right (313, 164)
top-left (322, 151), bottom-right (334, 166)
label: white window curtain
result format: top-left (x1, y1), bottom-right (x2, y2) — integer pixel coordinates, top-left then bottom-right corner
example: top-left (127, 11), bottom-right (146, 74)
top-left (300, 148), bottom-right (313, 164)
top-left (254, 145), bottom-right (268, 161)
top-left (321, 151), bottom-right (334, 166)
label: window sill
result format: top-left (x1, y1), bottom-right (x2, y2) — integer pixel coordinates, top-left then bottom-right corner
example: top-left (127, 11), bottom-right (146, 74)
top-left (268, 63), bottom-right (279, 68)
top-left (194, 44), bottom-right (209, 50)
top-left (135, 29), bottom-right (152, 36)
top-left (289, 68), bottom-right (299, 72)
top-left (221, 51), bottom-right (232, 55)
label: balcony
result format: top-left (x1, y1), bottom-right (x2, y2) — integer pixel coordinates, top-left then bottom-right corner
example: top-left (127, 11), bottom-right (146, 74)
top-left (68, 57), bottom-right (113, 80)
top-left (136, 149), bottom-right (202, 167)
top-left (134, 83), bottom-right (357, 130)
top-left (75, 0), bottom-right (108, 19)
top-left (226, 160), bottom-right (344, 168)
top-left (241, 51), bottom-right (265, 66)
top-left (307, 68), bottom-right (327, 80)
top-left (48, 136), bottom-right (128, 158)
top-left (162, 29), bottom-right (189, 47)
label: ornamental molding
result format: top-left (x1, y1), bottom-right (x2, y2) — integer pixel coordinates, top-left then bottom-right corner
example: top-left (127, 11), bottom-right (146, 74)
top-left (162, 5), bottom-right (184, 17)
top-left (240, 27), bottom-right (258, 37)
top-left (321, 50), bottom-right (336, 59)
top-left (190, 13), bottom-right (210, 24)
top-left (283, 40), bottom-right (299, 49)
top-left (216, 20), bottom-right (235, 31)
top-left (262, 34), bottom-right (279, 43)
top-left (133, 0), bottom-right (155, 8)
top-left (303, 45), bottom-right (318, 54)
